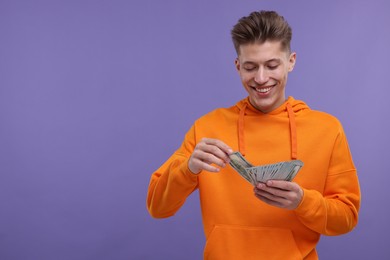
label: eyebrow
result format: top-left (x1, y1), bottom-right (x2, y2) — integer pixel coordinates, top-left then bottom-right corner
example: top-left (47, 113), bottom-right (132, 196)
top-left (266, 58), bottom-right (282, 63)
top-left (242, 58), bottom-right (282, 65)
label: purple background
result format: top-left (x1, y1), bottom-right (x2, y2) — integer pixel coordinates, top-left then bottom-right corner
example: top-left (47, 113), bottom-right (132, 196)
top-left (0, 0), bottom-right (389, 259)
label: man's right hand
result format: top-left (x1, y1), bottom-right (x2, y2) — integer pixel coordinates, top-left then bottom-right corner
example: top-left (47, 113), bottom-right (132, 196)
top-left (188, 138), bottom-right (233, 174)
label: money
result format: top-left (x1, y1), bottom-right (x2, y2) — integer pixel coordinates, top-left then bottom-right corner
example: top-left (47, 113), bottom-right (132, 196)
top-left (229, 152), bottom-right (303, 185)
top-left (229, 152), bottom-right (255, 185)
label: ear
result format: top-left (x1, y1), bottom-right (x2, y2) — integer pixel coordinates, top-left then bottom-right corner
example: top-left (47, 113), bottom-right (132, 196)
top-left (288, 52), bottom-right (297, 72)
top-left (234, 58), bottom-right (240, 71)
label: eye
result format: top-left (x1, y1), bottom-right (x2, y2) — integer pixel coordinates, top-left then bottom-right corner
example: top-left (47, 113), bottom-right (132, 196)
top-left (243, 66), bottom-right (256, 72)
top-left (267, 64), bottom-right (279, 70)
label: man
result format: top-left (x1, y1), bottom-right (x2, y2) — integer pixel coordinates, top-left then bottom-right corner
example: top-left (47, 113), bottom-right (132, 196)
top-left (147, 10), bottom-right (360, 260)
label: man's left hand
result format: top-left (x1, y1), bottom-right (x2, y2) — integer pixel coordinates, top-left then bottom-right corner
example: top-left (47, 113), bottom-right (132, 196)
top-left (254, 180), bottom-right (303, 210)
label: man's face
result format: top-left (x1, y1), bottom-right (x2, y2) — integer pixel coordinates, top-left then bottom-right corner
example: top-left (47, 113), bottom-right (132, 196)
top-left (235, 41), bottom-right (296, 113)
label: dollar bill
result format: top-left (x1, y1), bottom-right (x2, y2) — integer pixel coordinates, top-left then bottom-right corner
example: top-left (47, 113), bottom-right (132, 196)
top-left (229, 151), bottom-right (304, 185)
top-left (247, 160), bottom-right (303, 183)
top-left (229, 152), bottom-right (255, 185)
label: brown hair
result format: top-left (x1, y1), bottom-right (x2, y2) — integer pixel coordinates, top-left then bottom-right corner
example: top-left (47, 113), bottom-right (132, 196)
top-left (231, 10), bottom-right (292, 54)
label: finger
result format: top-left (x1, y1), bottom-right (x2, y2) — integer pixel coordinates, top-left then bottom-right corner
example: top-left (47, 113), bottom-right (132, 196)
top-left (197, 142), bottom-right (231, 164)
top-left (254, 186), bottom-right (285, 200)
top-left (201, 138), bottom-right (233, 156)
top-left (254, 193), bottom-right (285, 208)
top-left (195, 149), bottom-right (227, 168)
top-left (255, 183), bottom-right (289, 200)
top-left (194, 159), bottom-right (221, 172)
top-left (264, 180), bottom-right (302, 195)
top-left (189, 156), bottom-right (221, 173)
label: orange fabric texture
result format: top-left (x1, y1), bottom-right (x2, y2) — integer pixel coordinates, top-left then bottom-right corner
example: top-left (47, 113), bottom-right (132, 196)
top-left (147, 97), bottom-right (361, 260)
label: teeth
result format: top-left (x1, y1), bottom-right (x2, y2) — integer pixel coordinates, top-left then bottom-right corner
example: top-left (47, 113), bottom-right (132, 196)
top-left (255, 87), bottom-right (272, 93)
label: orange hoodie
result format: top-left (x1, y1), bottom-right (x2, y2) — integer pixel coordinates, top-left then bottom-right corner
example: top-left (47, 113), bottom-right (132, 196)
top-left (147, 97), bottom-right (360, 260)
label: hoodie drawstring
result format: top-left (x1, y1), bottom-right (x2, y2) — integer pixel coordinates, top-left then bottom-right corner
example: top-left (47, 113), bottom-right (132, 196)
top-left (286, 102), bottom-right (298, 160)
top-left (238, 102), bottom-right (247, 156)
top-left (237, 101), bottom-right (298, 160)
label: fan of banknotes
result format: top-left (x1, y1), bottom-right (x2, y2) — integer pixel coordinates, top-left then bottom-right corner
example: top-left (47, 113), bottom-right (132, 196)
top-left (229, 152), bottom-right (304, 186)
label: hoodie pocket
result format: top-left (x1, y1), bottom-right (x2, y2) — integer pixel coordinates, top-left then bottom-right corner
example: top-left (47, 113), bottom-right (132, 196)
top-left (204, 225), bottom-right (302, 260)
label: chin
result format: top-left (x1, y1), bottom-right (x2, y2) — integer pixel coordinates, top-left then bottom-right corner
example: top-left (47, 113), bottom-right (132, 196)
top-left (251, 98), bottom-right (276, 112)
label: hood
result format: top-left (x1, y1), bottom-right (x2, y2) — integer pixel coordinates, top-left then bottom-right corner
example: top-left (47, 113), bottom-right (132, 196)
top-left (235, 96), bottom-right (310, 160)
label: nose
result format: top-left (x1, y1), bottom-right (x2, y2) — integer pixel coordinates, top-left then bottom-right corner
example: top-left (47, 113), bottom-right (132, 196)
top-left (254, 67), bottom-right (268, 85)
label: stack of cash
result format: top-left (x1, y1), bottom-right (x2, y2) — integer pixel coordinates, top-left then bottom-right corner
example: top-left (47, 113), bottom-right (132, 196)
top-left (229, 152), bottom-right (304, 186)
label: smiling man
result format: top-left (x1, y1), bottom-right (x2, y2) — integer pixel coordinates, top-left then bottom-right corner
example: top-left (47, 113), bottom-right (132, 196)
top-left (235, 41), bottom-right (296, 113)
top-left (147, 11), bottom-right (360, 260)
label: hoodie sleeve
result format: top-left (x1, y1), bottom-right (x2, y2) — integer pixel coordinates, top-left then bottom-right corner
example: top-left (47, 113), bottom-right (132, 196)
top-left (146, 125), bottom-right (199, 218)
top-left (294, 126), bottom-right (361, 235)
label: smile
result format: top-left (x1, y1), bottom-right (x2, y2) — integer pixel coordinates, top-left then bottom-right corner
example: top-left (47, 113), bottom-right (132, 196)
top-left (254, 86), bottom-right (273, 93)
